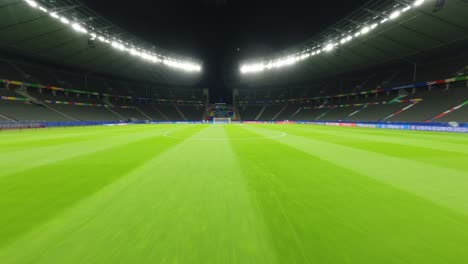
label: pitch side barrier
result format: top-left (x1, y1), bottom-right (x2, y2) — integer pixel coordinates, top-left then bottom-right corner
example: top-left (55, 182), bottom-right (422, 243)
top-left (291, 121), bottom-right (468, 133)
top-left (0, 121), bottom-right (146, 130)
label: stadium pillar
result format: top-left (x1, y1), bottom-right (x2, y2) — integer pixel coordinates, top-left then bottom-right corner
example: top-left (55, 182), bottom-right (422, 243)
top-left (203, 88), bottom-right (209, 105)
top-left (233, 88), bottom-right (239, 106)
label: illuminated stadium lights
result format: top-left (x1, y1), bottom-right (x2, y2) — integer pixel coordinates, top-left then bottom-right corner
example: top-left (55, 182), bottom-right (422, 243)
top-left (340, 35), bottom-right (353, 44)
top-left (111, 41), bottom-right (125, 51)
top-left (25, 0), bottom-right (38, 8)
top-left (239, 0), bottom-right (428, 74)
top-left (360, 26), bottom-right (371, 34)
top-left (414, 0), bottom-right (425, 7)
top-left (324, 43), bottom-right (335, 52)
top-left (50, 12), bottom-right (59, 19)
top-left (300, 53), bottom-right (310, 60)
top-left (389, 10), bottom-right (401, 20)
top-left (163, 60), bottom-right (201, 72)
top-left (402, 6), bottom-right (412, 12)
top-left (72, 23), bottom-right (88, 34)
top-left (22, 0), bottom-right (202, 74)
top-left (60, 17), bottom-right (70, 25)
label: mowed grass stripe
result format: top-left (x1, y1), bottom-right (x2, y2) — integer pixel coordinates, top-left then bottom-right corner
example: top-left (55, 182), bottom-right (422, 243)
top-left (0, 125), bottom-right (205, 247)
top-left (0, 125), bottom-right (183, 177)
top-left (315, 125), bottom-right (468, 145)
top-left (0, 125), bottom-right (277, 264)
top-left (281, 125), bottom-right (468, 154)
top-left (0, 125), bottom-right (175, 153)
top-left (227, 125), bottom-right (468, 264)
top-left (0, 125), bottom-right (161, 149)
top-left (243, 124), bottom-right (468, 215)
top-left (259, 124), bottom-right (468, 172)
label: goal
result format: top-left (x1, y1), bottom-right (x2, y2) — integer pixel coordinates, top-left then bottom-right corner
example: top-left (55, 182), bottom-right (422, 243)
top-left (213, 118), bottom-right (231, 124)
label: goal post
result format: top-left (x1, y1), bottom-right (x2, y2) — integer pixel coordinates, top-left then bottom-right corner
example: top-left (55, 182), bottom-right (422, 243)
top-left (213, 118), bottom-right (231, 124)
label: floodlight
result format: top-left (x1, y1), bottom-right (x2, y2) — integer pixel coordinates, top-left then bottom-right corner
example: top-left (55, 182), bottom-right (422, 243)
top-left (60, 17), bottom-right (70, 25)
top-left (25, 0), bottom-right (38, 8)
top-left (389, 10), bottom-right (401, 20)
top-left (324, 43), bottom-right (335, 52)
top-left (111, 41), bottom-right (125, 51)
top-left (72, 23), bottom-right (87, 33)
top-left (413, 0), bottom-right (425, 7)
top-left (402, 6), bottom-right (412, 12)
top-left (361, 26), bottom-right (370, 34)
top-left (50, 12), bottom-right (59, 19)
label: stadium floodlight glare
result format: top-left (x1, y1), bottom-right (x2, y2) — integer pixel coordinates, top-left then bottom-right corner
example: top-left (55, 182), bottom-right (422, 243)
top-left (111, 41), bottom-right (125, 51)
top-left (324, 43), bottom-right (335, 52)
top-left (50, 12), bottom-right (60, 19)
top-left (340, 35), bottom-right (353, 44)
top-left (413, 0), bottom-right (425, 7)
top-left (60, 17), bottom-right (70, 25)
top-left (22, 0), bottom-right (202, 74)
top-left (237, 0), bottom-right (429, 75)
top-left (72, 23), bottom-right (87, 34)
top-left (402, 6), bottom-right (412, 12)
top-left (389, 10), bottom-right (401, 20)
top-left (361, 26), bottom-right (371, 34)
top-left (25, 0), bottom-right (38, 8)
top-left (130, 49), bottom-right (141, 56)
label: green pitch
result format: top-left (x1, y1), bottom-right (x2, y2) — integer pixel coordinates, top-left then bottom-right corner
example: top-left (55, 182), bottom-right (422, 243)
top-left (1, 124), bottom-right (468, 264)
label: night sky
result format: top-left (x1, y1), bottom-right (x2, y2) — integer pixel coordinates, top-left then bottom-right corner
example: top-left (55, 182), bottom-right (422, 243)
top-left (81, 0), bottom-right (369, 100)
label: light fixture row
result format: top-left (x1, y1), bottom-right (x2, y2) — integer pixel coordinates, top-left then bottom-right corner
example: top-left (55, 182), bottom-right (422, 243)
top-left (240, 0), bottom-right (426, 74)
top-left (23, 0), bottom-right (202, 73)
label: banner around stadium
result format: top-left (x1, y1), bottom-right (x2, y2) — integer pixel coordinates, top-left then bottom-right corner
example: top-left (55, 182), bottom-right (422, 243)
top-left (239, 75), bottom-right (468, 104)
top-left (0, 96), bottom-right (29, 101)
top-left (302, 98), bottom-right (423, 109)
top-left (1, 79), bottom-right (202, 105)
top-left (0, 96), bottom-right (136, 109)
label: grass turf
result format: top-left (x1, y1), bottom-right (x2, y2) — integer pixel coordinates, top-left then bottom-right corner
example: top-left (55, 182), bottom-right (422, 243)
top-left (0, 124), bottom-right (468, 263)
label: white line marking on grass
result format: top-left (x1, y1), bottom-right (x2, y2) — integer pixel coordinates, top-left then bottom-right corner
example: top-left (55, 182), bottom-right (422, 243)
top-left (163, 131), bottom-right (287, 141)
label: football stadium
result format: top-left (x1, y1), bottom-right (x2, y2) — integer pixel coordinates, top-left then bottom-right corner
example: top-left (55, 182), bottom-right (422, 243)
top-left (1, 0), bottom-right (468, 263)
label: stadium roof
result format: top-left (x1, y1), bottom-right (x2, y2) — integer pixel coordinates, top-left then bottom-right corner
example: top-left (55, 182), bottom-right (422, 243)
top-left (0, 0), bottom-right (467, 92)
top-left (0, 0), bottom-right (203, 86)
top-left (237, 0), bottom-right (468, 88)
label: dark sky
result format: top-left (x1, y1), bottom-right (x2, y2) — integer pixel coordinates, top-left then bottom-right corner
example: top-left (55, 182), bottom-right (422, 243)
top-left (81, 0), bottom-right (369, 100)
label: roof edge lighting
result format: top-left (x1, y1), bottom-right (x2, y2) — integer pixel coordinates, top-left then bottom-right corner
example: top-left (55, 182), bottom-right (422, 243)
top-left (22, 0), bottom-right (202, 74)
top-left (240, 0), bottom-right (426, 75)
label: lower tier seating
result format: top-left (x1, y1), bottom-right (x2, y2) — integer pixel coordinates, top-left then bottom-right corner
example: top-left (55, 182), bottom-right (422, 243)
top-left (0, 101), bottom-right (74, 122)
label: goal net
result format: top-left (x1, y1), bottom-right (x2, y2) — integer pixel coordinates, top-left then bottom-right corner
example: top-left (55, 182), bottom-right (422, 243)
top-left (213, 118), bottom-right (231, 124)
